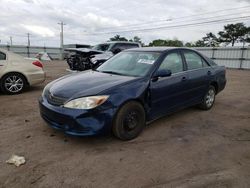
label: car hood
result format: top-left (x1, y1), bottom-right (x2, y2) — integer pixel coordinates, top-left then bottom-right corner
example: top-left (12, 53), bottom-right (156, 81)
top-left (64, 48), bottom-right (103, 54)
top-left (91, 52), bottom-right (113, 64)
top-left (49, 71), bottom-right (138, 99)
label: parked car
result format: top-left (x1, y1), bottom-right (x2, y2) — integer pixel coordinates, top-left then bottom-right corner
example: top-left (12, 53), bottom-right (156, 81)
top-left (0, 49), bottom-right (45, 94)
top-left (65, 41), bottom-right (141, 71)
top-left (39, 47), bottom-right (226, 140)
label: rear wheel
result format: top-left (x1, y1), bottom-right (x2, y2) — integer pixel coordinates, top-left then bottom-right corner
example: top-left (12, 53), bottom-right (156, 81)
top-left (199, 85), bottom-right (216, 110)
top-left (112, 101), bottom-right (145, 140)
top-left (0, 73), bottom-right (27, 95)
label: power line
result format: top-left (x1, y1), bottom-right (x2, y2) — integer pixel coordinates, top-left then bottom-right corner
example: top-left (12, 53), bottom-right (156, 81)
top-left (110, 11), bottom-right (250, 30)
top-left (83, 15), bottom-right (250, 35)
top-left (96, 5), bottom-right (250, 31)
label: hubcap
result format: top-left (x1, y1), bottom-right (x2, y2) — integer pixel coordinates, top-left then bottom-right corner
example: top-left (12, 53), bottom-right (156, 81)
top-left (4, 75), bottom-right (24, 93)
top-left (205, 89), bottom-right (215, 107)
top-left (123, 111), bottom-right (139, 132)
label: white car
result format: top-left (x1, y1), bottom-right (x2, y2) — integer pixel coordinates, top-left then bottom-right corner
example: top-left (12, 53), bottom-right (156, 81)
top-left (0, 49), bottom-right (45, 94)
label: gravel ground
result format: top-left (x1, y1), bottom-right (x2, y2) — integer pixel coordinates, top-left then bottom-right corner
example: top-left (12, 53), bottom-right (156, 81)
top-left (0, 61), bottom-right (250, 188)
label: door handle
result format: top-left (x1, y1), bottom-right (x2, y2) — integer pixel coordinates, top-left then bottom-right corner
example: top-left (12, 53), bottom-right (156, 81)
top-left (181, 76), bottom-right (187, 81)
top-left (207, 70), bottom-right (211, 75)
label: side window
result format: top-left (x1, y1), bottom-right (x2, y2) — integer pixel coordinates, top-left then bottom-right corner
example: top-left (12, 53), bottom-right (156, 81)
top-left (113, 43), bottom-right (124, 50)
top-left (113, 43), bottom-right (139, 50)
top-left (183, 51), bottom-right (206, 70)
top-left (124, 44), bottom-right (139, 49)
top-left (158, 52), bottom-right (183, 74)
top-left (0, 52), bottom-right (6, 60)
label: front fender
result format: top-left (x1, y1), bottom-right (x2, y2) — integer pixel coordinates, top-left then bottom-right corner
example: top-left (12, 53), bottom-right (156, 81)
top-left (101, 79), bottom-right (150, 114)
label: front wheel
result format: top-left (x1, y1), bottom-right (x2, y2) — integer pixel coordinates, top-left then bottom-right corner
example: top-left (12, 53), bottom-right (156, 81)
top-left (199, 85), bottom-right (216, 110)
top-left (0, 73), bottom-right (27, 95)
top-left (112, 101), bottom-right (145, 140)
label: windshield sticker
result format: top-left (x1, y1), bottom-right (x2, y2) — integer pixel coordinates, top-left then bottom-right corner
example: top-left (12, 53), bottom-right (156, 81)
top-left (137, 59), bottom-right (155, 64)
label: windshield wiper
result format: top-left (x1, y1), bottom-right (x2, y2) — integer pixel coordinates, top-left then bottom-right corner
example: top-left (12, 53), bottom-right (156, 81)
top-left (100, 70), bottom-right (125, 76)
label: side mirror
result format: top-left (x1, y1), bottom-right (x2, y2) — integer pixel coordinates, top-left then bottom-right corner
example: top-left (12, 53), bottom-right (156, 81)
top-left (155, 69), bottom-right (172, 77)
top-left (111, 48), bottom-right (122, 54)
top-left (152, 69), bottom-right (171, 81)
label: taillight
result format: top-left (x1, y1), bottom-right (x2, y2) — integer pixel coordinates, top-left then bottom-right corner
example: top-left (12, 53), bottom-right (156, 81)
top-left (32, 61), bottom-right (43, 68)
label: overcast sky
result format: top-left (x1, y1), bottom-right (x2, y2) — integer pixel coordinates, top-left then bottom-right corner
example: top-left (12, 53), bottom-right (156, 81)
top-left (0, 0), bottom-right (250, 47)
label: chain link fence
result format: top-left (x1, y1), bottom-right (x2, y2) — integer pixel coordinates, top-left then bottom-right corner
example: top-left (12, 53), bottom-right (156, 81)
top-left (1, 45), bottom-right (249, 69)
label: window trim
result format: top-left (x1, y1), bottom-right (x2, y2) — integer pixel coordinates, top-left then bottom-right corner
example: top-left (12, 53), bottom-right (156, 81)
top-left (181, 49), bottom-right (210, 71)
top-left (156, 50), bottom-right (185, 74)
top-left (0, 51), bottom-right (7, 61)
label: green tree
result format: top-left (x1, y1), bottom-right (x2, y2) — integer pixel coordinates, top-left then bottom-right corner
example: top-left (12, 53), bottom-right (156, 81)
top-left (148, 39), bottom-right (166, 46)
top-left (218, 23), bottom-right (250, 46)
top-left (165, 39), bottom-right (183, 47)
top-left (193, 40), bottom-right (206, 47)
top-left (202, 32), bottom-right (219, 47)
top-left (129, 36), bottom-right (144, 46)
top-left (109, 35), bottom-right (128, 41)
top-left (148, 39), bottom-right (183, 47)
top-left (185, 42), bottom-right (195, 47)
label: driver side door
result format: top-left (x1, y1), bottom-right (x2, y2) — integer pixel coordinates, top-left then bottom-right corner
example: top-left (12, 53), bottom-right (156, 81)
top-left (149, 51), bottom-right (189, 119)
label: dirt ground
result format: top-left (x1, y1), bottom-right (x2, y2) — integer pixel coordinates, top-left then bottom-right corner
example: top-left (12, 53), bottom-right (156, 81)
top-left (0, 61), bottom-right (250, 188)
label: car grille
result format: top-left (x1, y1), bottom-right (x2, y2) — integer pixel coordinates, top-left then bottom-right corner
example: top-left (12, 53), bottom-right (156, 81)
top-left (47, 91), bottom-right (67, 106)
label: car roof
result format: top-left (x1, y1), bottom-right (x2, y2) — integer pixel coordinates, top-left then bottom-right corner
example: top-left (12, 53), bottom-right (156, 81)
top-left (126, 47), bottom-right (197, 53)
top-left (104, 41), bottom-right (140, 45)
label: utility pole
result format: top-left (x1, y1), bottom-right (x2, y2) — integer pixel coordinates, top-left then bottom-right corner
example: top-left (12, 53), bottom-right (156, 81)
top-left (27, 33), bottom-right (30, 46)
top-left (10, 36), bottom-right (13, 46)
top-left (58, 21), bottom-right (66, 60)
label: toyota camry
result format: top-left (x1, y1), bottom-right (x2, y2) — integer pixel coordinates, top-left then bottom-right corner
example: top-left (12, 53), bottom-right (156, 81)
top-left (39, 47), bottom-right (226, 140)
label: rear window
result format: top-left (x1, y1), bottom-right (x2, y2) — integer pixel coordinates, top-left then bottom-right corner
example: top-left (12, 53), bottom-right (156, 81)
top-left (113, 43), bottom-right (139, 50)
top-left (92, 44), bottom-right (111, 51)
top-left (183, 51), bottom-right (210, 70)
top-left (0, 52), bottom-right (6, 60)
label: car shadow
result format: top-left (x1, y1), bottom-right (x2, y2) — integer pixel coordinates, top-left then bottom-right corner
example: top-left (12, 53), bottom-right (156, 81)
top-left (41, 106), bottom-right (202, 150)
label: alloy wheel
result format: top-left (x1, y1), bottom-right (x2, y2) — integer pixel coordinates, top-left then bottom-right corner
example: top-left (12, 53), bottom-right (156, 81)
top-left (4, 75), bottom-right (24, 93)
top-left (205, 88), bottom-right (215, 108)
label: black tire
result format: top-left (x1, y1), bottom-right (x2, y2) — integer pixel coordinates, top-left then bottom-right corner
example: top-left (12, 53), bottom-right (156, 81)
top-left (112, 101), bottom-right (146, 140)
top-left (0, 73), bottom-right (27, 95)
top-left (199, 85), bottom-right (216, 110)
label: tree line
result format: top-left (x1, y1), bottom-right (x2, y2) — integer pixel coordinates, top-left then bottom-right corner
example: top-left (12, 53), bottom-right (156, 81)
top-left (108, 22), bottom-right (250, 47)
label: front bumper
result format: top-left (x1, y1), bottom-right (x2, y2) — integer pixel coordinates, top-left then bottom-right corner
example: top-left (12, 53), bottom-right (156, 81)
top-left (39, 97), bottom-right (116, 136)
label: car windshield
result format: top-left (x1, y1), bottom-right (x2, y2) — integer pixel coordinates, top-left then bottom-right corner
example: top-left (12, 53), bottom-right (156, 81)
top-left (96, 51), bottom-right (161, 77)
top-left (92, 43), bottom-right (111, 51)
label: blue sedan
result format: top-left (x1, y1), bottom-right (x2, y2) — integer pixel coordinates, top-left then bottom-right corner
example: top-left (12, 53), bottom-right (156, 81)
top-left (39, 47), bottom-right (226, 140)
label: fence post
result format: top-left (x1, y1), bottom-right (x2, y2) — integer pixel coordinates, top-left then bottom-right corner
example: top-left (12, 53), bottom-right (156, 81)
top-left (211, 47), bottom-right (217, 60)
top-left (239, 48), bottom-right (246, 69)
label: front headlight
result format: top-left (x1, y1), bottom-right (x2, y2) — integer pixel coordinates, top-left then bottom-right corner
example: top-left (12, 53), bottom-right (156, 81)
top-left (63, 95), bottom-right (109, 109)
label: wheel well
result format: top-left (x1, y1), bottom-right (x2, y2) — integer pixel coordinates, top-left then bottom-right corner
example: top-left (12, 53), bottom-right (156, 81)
top-left (210, 81), bottom-right (218, 94)
top-left (120, 99), bottom-right (147, 116)
top-left (1, 72), bottom-right (29, 86)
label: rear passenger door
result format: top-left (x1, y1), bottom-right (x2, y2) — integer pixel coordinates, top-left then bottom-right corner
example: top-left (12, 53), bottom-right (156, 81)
top-left (181, 49), bottom-right (211, 103)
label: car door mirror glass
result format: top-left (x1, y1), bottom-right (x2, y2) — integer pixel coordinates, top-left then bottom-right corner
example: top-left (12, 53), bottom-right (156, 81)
top-left (154, 69), bottom-right (172, 78)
